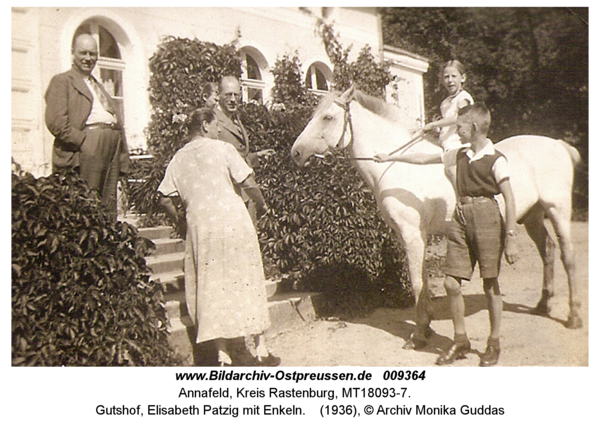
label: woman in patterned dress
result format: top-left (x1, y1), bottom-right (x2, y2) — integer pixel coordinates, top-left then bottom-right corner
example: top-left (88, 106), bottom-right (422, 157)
top-left (158, 107), bottom-right (278, 366)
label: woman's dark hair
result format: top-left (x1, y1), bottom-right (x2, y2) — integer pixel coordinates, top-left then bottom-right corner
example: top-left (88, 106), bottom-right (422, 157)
top-left (187, 107), bottom-right (216, 135)
top-left (201, 82), bottom-right (218, 101)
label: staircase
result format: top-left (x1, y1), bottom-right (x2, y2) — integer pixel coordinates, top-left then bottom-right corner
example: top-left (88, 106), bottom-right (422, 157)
top-left (137, 225), bottom-right (321, 365)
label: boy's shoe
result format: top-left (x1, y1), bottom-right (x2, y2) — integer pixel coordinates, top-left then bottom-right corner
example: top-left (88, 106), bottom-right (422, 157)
top-left (436, 339), bottom-right (471, 365)
top-left (479, 344), bottom-right (500, 367)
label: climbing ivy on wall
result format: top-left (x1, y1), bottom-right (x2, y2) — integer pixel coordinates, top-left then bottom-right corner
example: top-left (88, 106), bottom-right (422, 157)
top-left (131, 30), bottom-right (412, 317)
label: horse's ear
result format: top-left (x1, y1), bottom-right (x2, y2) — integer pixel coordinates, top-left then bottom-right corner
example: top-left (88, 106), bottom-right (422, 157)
top-left (340, 85), bottom-right (356, 102)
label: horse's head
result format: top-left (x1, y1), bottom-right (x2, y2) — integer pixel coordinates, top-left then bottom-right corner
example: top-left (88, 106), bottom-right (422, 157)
top-left (291, 87), bottom-right (355, 167)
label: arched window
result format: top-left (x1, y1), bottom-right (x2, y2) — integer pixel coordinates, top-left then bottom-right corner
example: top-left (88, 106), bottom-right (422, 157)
top-left (74, 23), bottom-right (125, 121)
top-left (305, 62), bottom-right (331, 94)
top-left (240, 48), bottom-right (267, 104)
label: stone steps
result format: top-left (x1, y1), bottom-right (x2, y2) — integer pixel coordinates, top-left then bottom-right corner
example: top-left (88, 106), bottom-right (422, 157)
top-left (136, 224), bottom-right (321, 365)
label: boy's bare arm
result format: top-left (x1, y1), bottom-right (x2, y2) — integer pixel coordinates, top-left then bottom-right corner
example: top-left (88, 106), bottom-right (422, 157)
top-left (498, 179), bottom-right (519, 264)
top-left (374, 152), bottom-right (442, 164)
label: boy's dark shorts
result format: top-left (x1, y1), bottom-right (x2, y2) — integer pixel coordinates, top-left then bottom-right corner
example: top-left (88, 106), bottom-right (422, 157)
top-left (443, 196), bottom-right (505, 280)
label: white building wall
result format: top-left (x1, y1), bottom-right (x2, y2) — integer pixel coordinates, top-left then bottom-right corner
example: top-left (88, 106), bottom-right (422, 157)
top-left (12, 8), bottom-right (47, 176)
top-left (384, 45), bottom-right (430, 132)
top-left (11, 7), bottom-right (428, 176)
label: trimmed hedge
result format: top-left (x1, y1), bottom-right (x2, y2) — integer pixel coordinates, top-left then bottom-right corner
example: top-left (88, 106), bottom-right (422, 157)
top-left (12, 171), bottom-right (177, 366)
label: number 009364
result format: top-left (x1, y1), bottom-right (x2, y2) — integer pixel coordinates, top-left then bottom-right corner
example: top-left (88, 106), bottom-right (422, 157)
top-left (383, 370), bottom-right (426, 380)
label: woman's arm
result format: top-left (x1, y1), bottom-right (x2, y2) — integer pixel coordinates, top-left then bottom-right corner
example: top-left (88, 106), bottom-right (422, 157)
top-left (240, 175), bottom-right (268, 218)
top-left (159, 193), bottom-right (186, 238)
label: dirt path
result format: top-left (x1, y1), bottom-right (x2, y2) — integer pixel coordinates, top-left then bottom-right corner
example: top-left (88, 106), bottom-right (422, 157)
top-left (268, 221), bottom-right (589, 367)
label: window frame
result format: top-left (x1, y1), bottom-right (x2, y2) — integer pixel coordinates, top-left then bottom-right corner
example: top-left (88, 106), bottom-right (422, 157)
top-left (76, 22), bottom-right (126, 118)
top-left (240, 50), bottom-right (267, 105)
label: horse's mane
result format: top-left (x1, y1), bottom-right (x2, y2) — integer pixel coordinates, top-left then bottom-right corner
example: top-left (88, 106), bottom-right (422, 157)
top-left (353, 90), bottom-right (406, 122)
top-left (314, 89), bottom-right (405, 123)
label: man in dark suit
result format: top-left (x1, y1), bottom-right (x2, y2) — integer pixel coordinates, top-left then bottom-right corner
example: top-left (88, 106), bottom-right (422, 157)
top-left (215, 76), bottom-right (273, 223)
top-left (45, 33), bottom-right (129, 219)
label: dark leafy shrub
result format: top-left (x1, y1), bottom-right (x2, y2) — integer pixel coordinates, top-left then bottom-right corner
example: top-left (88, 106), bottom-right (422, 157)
top-left (133, 30), bottom-right (413, 315)
top-left (241, 54), bottom-right (412, 306)
top-left (127, 37), bottom-right (243, 221)
top-left (12, 170), bottom-right (177, 366)
top-left (146, 36), bottom-right (242, 159)
top-left (270, 52), bottom-right (319, 110)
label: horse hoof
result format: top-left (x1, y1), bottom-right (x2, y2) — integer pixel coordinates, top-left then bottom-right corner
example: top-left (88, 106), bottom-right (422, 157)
top-left (402, 328), bottom-right (432, 350)
top-left (531, 302), bottom-right (549, 316)
top-left (566, 315), bottom-right (583, 329)
top-left (403, 339), bottom-right (425, 350)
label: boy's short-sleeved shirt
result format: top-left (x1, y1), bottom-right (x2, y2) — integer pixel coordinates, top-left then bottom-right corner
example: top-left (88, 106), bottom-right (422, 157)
top-left (441, 139), bottom-right (509, 197)
top-left (441, 139), bottom-right (510, 280)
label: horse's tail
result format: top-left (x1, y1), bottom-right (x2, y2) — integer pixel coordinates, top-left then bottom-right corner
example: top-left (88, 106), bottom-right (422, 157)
top-left (559, 139), bottom-right (582, 167)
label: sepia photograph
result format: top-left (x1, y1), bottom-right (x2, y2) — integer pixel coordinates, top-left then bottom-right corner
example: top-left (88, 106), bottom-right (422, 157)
top-left (7, 4), bottom-right (593, 423)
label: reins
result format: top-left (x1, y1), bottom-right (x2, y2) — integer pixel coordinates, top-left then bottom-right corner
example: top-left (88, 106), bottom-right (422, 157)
top-left (316, 96), bottom-right (425, 163)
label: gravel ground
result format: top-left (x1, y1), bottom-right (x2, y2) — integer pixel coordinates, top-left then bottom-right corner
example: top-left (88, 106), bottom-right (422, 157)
top-left (268, 221), bottom-right (589, 367)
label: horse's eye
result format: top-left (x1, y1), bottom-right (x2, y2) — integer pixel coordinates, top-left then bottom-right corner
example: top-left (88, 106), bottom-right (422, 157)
top-left (323, 115), bottom-right (333, 121)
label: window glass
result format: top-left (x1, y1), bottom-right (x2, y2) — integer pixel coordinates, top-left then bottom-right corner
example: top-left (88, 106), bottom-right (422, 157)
top-left (306, 65), bottom-right (330, 91)
top-left (246, 87), bottom-right (263, 104)
top-left (99, 26), bottom-right (121, 59)
top-left (314, 67), bottom-right (328, 91)
top-left (246, 54), bottom-right (261, 81)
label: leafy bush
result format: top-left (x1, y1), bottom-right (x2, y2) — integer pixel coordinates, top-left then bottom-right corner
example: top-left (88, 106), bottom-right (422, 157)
top-left (270, 52), bottom-right (319, 110)
top-left (126, 37), bottom-right (243, 219)
top-left (12, 171), bottom-right (177, 366)
top-left (316, 18), bottom-right (392, 96)
top-left (241, 52), bottom-right (412, 309)
top-left (146, 36), bottom-right (242, 158)
top-left (133, 30), bottom-right (413, 315)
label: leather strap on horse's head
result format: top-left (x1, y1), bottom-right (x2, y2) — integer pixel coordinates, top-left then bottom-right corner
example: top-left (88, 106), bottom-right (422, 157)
top-left (333, 97), bottom-right (353, 151)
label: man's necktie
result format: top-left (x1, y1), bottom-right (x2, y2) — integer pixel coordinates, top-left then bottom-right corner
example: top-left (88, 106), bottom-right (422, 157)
top-left (88, 76), bottom-right (114, 114)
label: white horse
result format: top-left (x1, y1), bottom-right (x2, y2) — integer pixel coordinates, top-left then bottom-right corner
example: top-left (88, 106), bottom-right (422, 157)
top-left (291, 87), bottom-right (582, 348)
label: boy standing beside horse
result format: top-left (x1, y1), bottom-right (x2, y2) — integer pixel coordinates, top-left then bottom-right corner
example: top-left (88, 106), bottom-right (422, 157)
top-left (375, 103), bottom-right (519, 367)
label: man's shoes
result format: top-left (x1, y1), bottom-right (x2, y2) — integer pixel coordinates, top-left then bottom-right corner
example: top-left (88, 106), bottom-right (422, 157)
top-left (436, 339), bottom-right (471, 365)
top-left (479, 344), bottom-right (500, 367)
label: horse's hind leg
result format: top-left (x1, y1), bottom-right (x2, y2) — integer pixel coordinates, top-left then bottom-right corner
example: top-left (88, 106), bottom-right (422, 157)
top-left (544, 204), bottom-right (583, 329)
top-left (521, 204), bottom-right (556, 316)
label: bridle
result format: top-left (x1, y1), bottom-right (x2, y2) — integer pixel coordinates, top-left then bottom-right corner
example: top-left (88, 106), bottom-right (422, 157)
top-left (314, 95), bottom-right (425, 165)
top-left (333, 97), bottom-right (354, 152)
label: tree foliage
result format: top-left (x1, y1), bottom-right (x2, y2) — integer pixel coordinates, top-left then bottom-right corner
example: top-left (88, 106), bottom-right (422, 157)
top-left (12, 171), bottom-right (177, 366)
top-left (316, 18), bottom-right (392, 98)
top-left (381, 7), bottom-right (588, 210)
